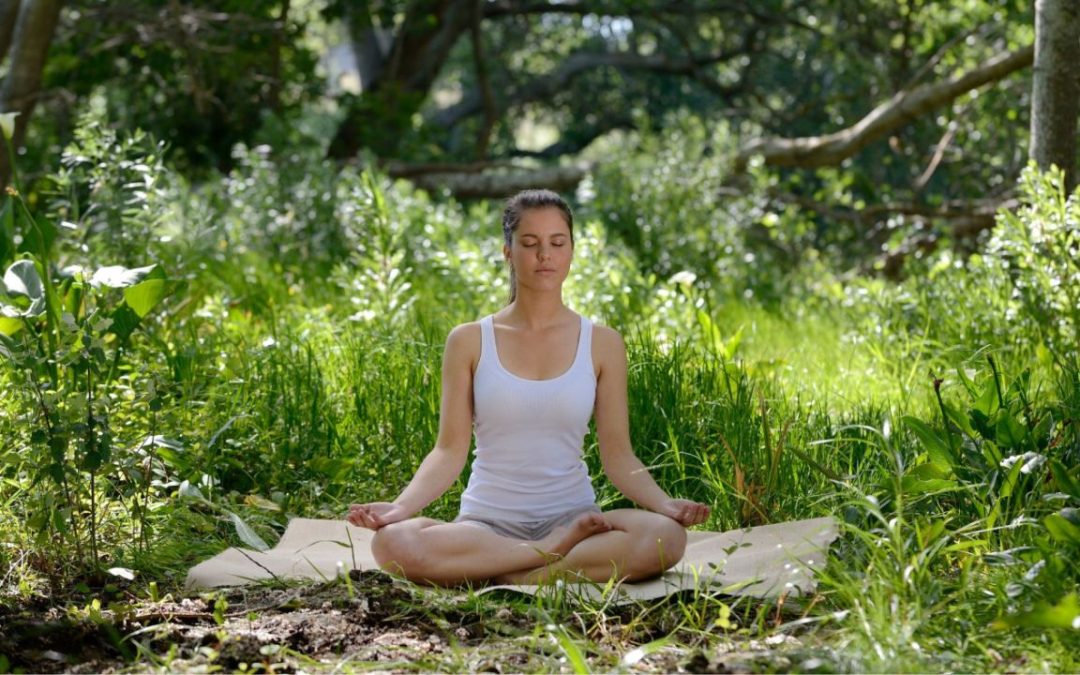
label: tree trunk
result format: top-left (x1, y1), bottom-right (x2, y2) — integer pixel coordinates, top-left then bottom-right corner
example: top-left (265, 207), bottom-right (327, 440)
top-left (327, 0), bottom-right (478, 160)
top-left (0, 0), bottom-right (21, 63)
top-left (1029, 0), bottom-right (1080, 191)
top-left (0, 0), bottom-right (62, 188)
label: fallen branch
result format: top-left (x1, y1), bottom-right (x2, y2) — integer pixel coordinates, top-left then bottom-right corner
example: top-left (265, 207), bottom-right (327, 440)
top-left (396, 163), bottom-right (592, 199)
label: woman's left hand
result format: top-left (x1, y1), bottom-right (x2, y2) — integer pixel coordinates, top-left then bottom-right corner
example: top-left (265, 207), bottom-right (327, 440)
top-left (659, 498), bottom-right (711, 527)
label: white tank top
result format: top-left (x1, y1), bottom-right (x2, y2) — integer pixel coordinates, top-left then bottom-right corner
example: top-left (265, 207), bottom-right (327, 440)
top-left (458, 313), bottom-right (598, 521)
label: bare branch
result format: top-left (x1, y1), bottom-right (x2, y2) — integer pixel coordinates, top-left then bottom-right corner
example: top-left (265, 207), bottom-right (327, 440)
top-left (913, 120), bottom-right (957, 192)
top-left (432, 43), bottom-right (753, 128)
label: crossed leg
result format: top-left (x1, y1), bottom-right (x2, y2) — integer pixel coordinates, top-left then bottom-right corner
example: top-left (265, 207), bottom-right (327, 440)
top-left (493, 509), bottom-right (687, 585)
top-left (370, 509), bottom-right (685, 587)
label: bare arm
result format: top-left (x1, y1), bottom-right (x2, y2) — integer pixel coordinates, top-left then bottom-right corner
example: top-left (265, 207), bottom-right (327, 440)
top-left (348, 323), bottom-right (477, 528)
top-left (594, 327), bottom-right (710, 526)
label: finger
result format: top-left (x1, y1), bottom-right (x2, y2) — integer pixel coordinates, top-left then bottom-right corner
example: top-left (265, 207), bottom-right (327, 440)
top-left (694, 505), bottom-right (707, 524)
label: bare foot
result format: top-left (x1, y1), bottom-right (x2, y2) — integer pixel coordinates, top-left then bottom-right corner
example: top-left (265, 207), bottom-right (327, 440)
top-left (536, 512), bottom-right (615, 558)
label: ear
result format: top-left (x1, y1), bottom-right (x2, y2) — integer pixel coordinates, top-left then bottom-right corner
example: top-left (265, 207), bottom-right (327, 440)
top-left (503, 243), bottom-right (511, 262)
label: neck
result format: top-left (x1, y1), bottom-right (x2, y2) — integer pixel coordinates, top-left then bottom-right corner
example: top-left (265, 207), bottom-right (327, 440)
top-left (505, 289), bottom-right (568, 329)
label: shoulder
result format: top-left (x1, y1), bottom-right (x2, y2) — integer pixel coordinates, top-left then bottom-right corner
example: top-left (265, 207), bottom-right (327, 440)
top-left (589, 321), bottom-right (627, 375)
top-left (444, 321), bottom-right (482, 366)
top-left (591, 323), bottom-right (625, 351)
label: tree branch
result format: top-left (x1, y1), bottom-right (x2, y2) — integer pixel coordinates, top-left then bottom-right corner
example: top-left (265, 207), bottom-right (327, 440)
top-left (393, 162), bottom-right (592, 199)
top-left (734, 44), bottom-right (1034, 171)
top-left (482, 0), bottom-right (822, 32)
top-left (432, 44), bottom-right (752, 128)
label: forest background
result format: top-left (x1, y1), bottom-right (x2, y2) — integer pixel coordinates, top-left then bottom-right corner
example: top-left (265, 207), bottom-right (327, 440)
top-left (1, 0), bottom-right (1079, 672)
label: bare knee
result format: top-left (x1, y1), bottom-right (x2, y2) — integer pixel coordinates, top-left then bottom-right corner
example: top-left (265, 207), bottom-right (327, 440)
top-left (372, 521), bottom-right (426, 575)
top-left (627, 517), bottom-right (686, 580)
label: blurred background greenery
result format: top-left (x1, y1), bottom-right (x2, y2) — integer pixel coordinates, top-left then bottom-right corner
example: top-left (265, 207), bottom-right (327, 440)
top-left (0, 0), bottom-right (1078, 671)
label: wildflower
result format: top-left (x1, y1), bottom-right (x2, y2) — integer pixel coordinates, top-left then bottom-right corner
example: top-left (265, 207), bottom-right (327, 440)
top-left (669, 270), bottom-right (697, 286)
top-left (0, 112), bottom-right (17, 141)
top-left (5, 186), bottom-right (17, 197)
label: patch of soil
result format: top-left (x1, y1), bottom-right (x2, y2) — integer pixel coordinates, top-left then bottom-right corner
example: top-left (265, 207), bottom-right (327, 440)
top-left (1, 571), bottom-right (464, 673)
top-left (1, 572), bottom-right (817, 673)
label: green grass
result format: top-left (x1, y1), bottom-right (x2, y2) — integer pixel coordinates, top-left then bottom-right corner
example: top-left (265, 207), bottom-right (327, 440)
top-left (1, 134), bottom-right (1079, 671)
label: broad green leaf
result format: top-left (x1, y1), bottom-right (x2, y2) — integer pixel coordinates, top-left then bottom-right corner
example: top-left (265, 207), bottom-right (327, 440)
top-left (62, 280), bottom-right (84, 318)
top-left (721, 324), bottom-right (745, 361)
top-left (1032, 413), bottom-right (1054, 449)
top-left (995, 413), bottom-right (1028, 450)
top-left (955, 366), bottom-right (979, 398)
top-left (992, 593), bottom-right (1080, 630)
top-left (903, 416), bottom-right (955, 470)
top-left (944, 539), bottom-right (988, 552)
top-left (0, 313), bottom-right (22, 336)
top-left (917, 519), bottom-right (947, 548)
top-left (124, 277), bottom-right (168, 318)
top-left (1044, 511), bottom-right (1080, 545)
top-left (910, 462), bottom-right (950, 480)
top-left (1050, 460), bottom-right (1080, 499)
top-left (901, 475), bottom-right (958, 495)
top-left (974, 380), bottom-right (1000, 417)
top-left (943, 402), bottom-right (975, 437)
top-left (998, 459), bottom-right (1024, 501)
top-left (970, 409), bottom-right (994, 440)
top-left (109, 303), bottom-right (142, 342)
top-left (227, 510), bottom-right (269, 551)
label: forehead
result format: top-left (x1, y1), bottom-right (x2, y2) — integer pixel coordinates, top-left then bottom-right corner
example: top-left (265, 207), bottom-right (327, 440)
top-left (516, 207), bottom-right (570, 237)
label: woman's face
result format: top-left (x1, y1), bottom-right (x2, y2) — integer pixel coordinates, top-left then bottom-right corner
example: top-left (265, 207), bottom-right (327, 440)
top-left (505, 207), bottom-right (573, 293)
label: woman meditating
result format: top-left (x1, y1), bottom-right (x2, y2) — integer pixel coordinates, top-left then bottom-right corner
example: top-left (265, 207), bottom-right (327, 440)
top-left (347, 189), bottom-right (710, 587)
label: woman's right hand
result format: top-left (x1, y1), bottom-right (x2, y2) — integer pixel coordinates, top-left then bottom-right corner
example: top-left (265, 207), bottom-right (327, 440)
top-left (347, 502), bottom-right (410, 530)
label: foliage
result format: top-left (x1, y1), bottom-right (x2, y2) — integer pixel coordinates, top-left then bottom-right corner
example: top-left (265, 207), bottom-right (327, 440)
top-left (0, 200), bottom-right (175, 578)
top-left (2, 120), bottom-right (1080, 671)
top-left (988, 164), bottom-right (1080, 364)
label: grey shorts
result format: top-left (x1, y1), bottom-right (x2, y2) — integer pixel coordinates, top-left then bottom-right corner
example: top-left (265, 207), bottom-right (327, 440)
top-left (453, 504), bottom-right (602, 541)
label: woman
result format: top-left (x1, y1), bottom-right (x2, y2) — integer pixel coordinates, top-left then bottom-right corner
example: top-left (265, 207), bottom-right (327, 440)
top-left (347, 189), bottom-right (710, 587)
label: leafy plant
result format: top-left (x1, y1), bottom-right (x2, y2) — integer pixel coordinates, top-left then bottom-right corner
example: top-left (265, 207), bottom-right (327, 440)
top-left (989, 164), bottom-right (1080, 365)
top-left (0, 183), bottom-right (176, 580)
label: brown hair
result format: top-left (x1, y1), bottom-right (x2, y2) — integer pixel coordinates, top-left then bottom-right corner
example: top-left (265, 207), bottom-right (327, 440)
top-left (502, 189), bottom-right (574, 303)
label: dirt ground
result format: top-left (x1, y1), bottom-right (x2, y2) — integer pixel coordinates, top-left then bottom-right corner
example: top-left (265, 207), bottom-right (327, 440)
top-left (1, 570), bottom-right (819, 673)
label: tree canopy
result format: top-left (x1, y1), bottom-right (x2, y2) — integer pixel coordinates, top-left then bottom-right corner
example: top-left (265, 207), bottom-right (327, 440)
top-left (0, 0), bottom-right (1064, 269)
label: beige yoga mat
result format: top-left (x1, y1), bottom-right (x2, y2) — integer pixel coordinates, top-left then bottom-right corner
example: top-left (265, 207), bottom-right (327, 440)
top-left (186, 516), bottom-right (838, 601)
